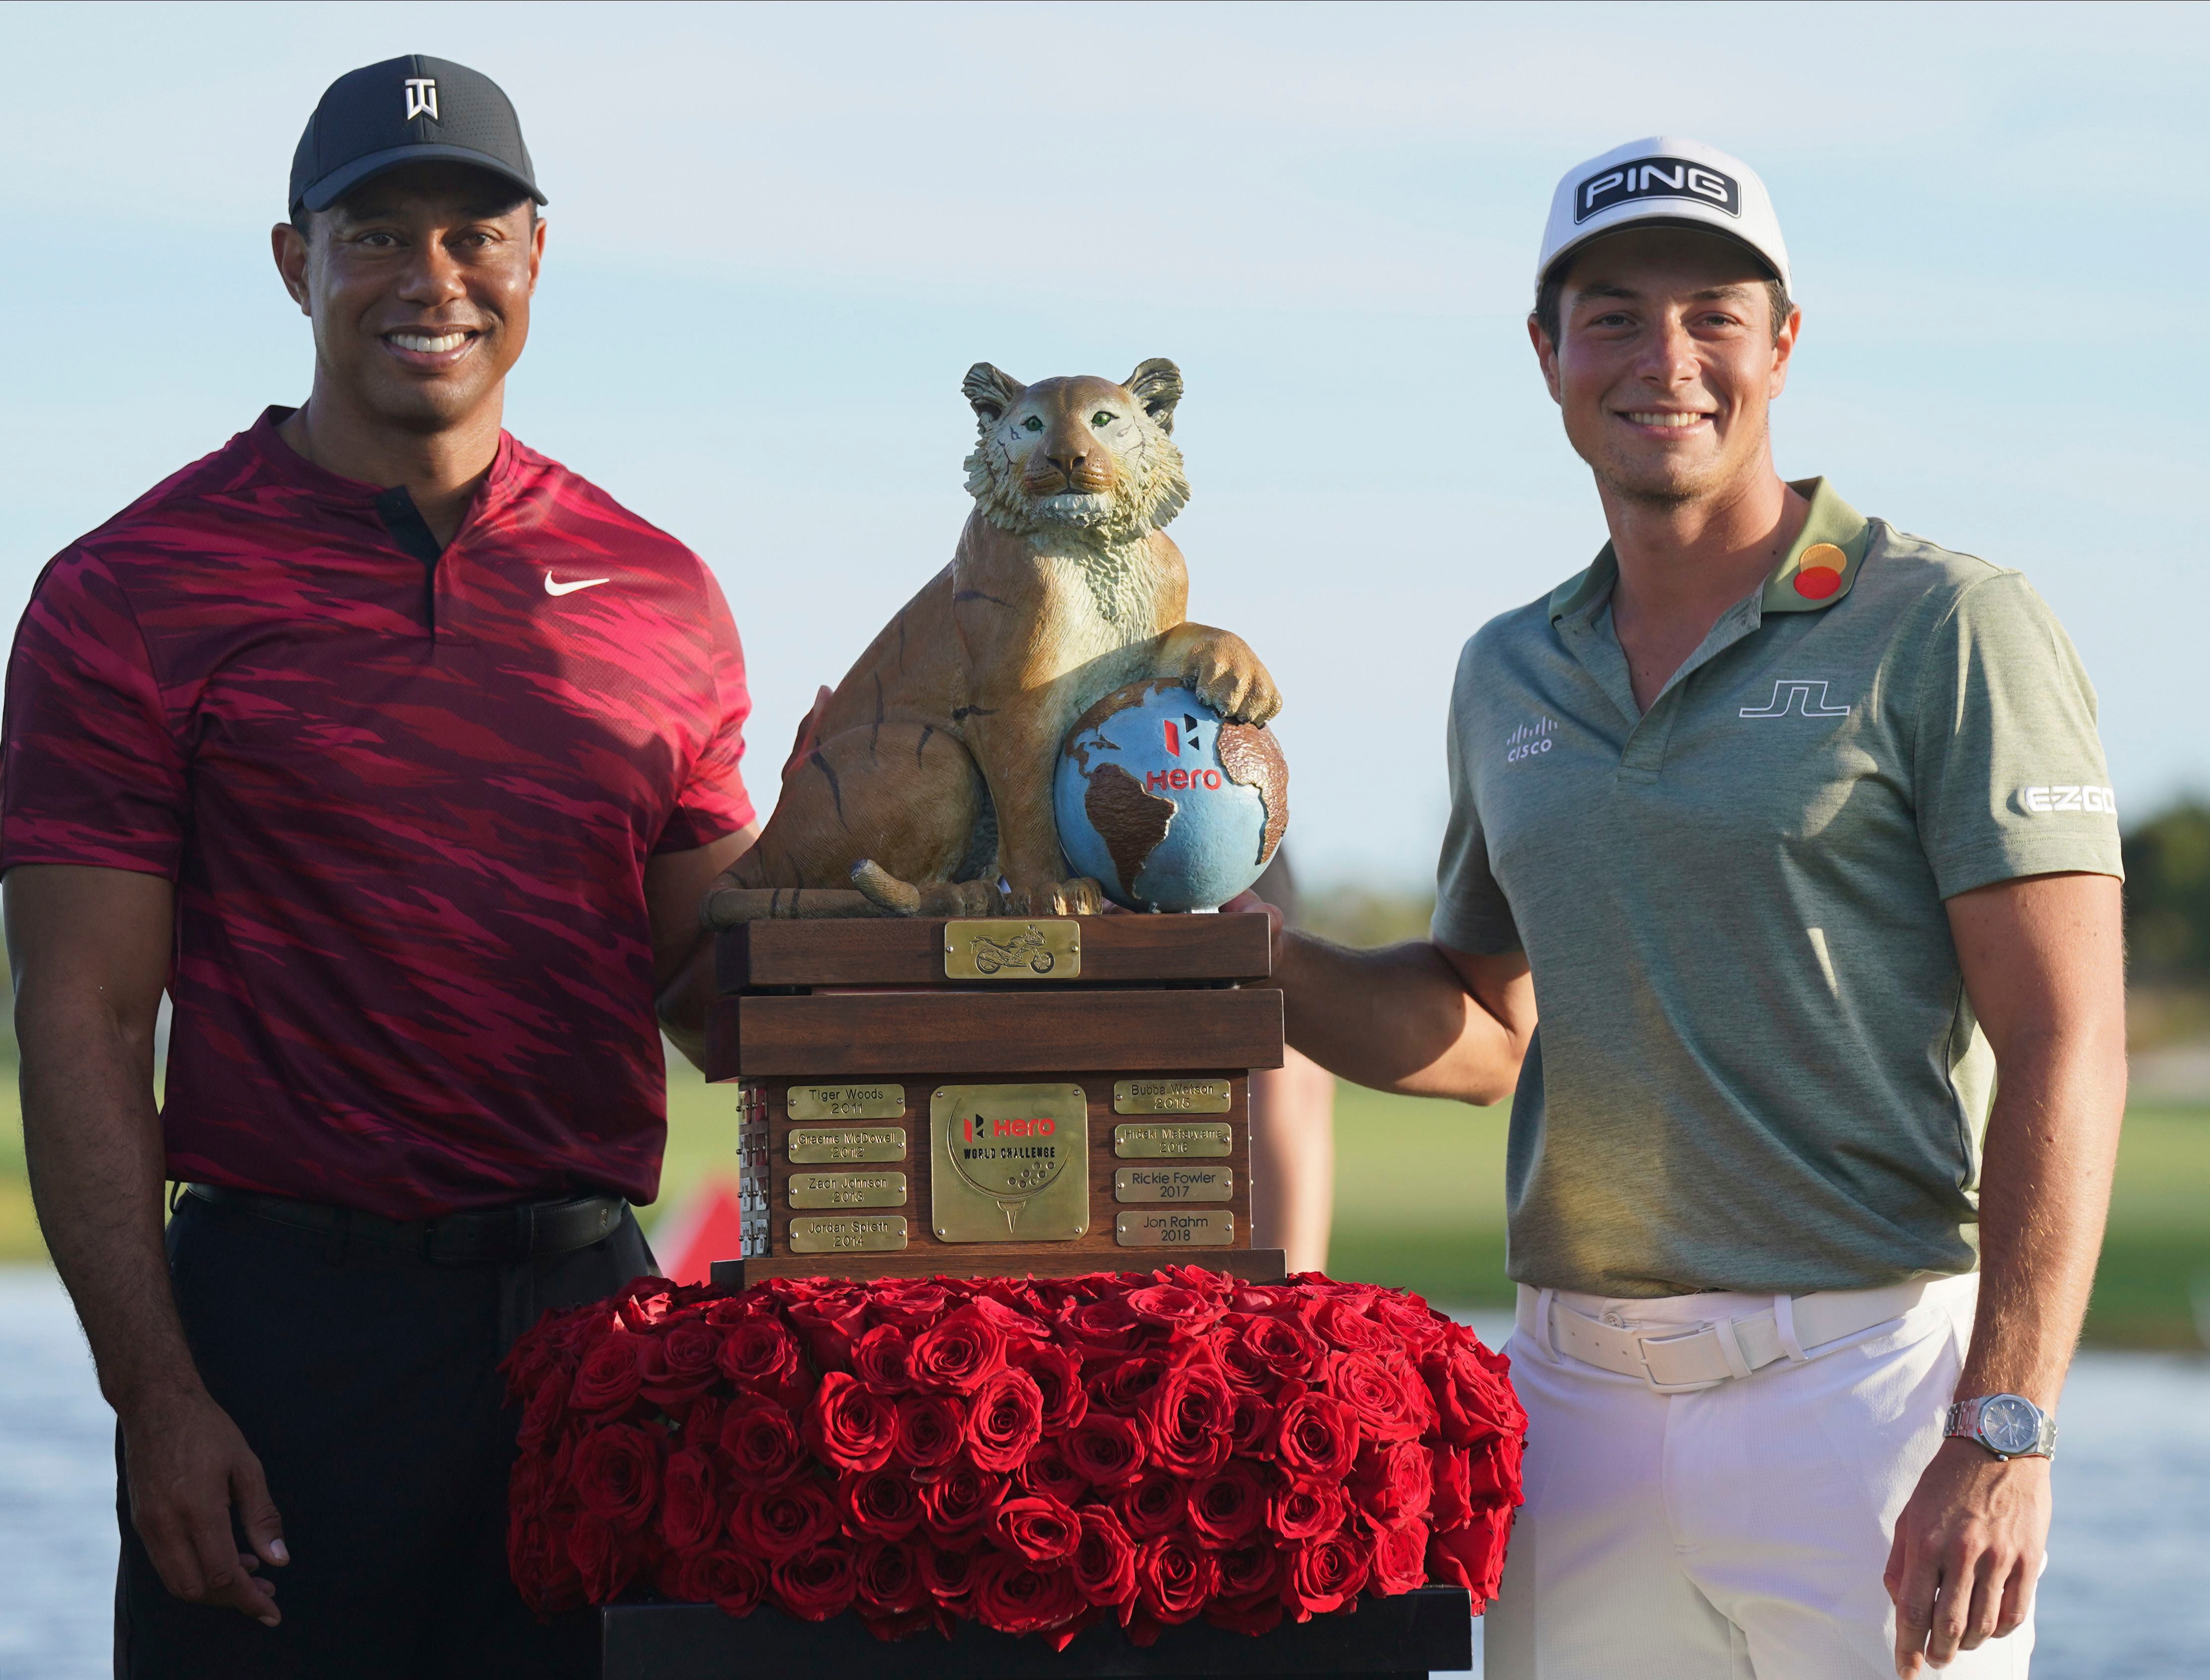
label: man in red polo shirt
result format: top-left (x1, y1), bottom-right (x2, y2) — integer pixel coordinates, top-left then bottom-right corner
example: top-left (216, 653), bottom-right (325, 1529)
top-left (2, 57), bottom-right (754, 1678)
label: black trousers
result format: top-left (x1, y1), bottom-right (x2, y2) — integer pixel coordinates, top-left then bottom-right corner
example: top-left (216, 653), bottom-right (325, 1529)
top-left (116, 1191), bottom-right (655, 1679)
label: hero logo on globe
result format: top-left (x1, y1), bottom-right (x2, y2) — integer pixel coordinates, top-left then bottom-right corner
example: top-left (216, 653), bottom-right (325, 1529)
top-left (1576, 156), bottom-right (1740, 223)
top-left (1147, 715), bottom-right (1226, 793)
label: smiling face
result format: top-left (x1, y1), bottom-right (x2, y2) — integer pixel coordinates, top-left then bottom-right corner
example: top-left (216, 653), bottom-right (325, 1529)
top-left (274, 162), bottom-right (545, 436)
top-left (1532, 226), bottom-right (1799, 508)
top-left (961, 360), bottom-right (1191, 545)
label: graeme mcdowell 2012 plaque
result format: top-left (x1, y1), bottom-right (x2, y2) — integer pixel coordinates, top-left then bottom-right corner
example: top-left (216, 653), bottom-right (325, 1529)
top-left (931, 1083), bottom-right (1089, 1242)
top-left (787, 1127), bottom-right (905, 1164)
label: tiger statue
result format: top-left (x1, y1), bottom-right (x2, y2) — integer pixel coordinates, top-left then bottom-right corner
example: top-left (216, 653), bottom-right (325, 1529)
top-left (703, 357), bottom-right (1280, 924)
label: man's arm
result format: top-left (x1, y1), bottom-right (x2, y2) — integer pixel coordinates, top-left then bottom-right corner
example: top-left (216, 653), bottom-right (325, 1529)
top-left (647, 823), bottom-right (759, 1070)
top-left (1887, 871), bottom-right (2126, 1679)
top-left (1233, 895), bottom-right (1535, 1104)
top-left (5, 863), bottom-right (285, 1624)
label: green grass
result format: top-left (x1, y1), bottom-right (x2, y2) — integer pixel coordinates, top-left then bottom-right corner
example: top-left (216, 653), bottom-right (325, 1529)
top-left (6, 1061), bottom-right (2205, 1347)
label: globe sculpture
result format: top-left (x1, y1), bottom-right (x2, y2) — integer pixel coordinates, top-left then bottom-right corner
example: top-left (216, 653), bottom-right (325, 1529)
top-left (1055, 679), bottom-right (1288, 912)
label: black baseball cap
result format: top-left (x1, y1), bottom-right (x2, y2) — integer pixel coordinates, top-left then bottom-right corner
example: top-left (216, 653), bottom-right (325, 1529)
top-left (289, 54), bottom-right (546, 217)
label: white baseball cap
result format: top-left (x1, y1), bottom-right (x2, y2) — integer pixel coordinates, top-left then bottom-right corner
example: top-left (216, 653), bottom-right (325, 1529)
top-left (1537, 136), bottom-right (1791, 296)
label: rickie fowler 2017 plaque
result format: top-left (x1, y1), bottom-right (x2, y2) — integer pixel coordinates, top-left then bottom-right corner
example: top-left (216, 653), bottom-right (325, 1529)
top-left (930, 1083), bottom-right (1089, 1243)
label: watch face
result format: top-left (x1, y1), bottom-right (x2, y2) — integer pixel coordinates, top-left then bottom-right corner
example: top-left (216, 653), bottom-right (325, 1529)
top-left (1981, 1396), bottom-right (2040, 1455)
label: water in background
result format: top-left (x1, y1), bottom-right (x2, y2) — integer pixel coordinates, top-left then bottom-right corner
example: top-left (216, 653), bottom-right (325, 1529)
top-left (1, 1272), bottom-right (2204, 1678)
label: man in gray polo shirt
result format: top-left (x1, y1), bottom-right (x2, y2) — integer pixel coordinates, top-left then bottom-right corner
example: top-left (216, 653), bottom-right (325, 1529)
top-left (1257, 137), bottom-right (2125, 1678)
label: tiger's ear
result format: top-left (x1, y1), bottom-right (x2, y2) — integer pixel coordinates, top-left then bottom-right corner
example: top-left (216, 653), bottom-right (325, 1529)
top-left (963, 363), bottom-right (1025, 427)
top-left (1124, 359), bottom-right (1184, 435)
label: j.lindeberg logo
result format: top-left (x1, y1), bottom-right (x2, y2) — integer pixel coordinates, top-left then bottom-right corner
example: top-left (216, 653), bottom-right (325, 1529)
top-left (1575, 156), bottom-right (1740, 224)
top-left (1504, 717), bottom-right (1558, 763)
top-left (403, 77), bottom-right (440, 122)
top-left (1740, 680), bottom-right (1850, 719)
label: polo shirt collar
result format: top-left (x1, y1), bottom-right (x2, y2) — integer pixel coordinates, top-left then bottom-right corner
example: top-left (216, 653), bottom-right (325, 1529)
top-left (1549, 477), bottom-right (1872, 627)
top-left (242, 406), bottom-right (523, 521)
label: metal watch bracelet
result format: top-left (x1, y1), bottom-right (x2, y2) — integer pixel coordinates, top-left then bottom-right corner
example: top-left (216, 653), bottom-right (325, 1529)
top-left (1945, 1394), bottom-right (2058, 1461)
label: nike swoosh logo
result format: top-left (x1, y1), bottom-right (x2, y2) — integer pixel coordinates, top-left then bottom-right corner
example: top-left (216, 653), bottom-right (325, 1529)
top-left (544, 572), bottom-right (611, 596)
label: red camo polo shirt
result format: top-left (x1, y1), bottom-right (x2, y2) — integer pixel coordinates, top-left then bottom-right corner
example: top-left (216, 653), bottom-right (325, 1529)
top-left (0, 409), bottom-right (755, 1219)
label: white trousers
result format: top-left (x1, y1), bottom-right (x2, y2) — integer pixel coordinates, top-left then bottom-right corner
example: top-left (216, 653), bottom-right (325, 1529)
top-left (1485, 1273), bottom-right (2036, 1679)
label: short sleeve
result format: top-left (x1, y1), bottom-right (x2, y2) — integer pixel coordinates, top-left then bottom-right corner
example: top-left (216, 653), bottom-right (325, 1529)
top-left (1431, 643), bottom-right (1522, 954)
top-left (0, 550), bottom-right (188, 879)
top-left (1912, 570), bottom-right (2122, 899)
top-left (653, 565), bottom-right (756, 854)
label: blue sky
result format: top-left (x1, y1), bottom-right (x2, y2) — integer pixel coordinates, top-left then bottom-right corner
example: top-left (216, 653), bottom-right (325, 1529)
top-left (2, 1), bottom-right (2203, 886)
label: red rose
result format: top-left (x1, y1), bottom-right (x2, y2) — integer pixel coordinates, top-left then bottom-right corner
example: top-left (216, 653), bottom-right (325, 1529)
top-left (719, 1397), bottom-right (805, 1489)
top-left (1071, 1507), bottom-right (1138, 1608)
top-left (853, 1324), bottom-right (916, 1393)
top-left (566, 1511), bottom-right (643, 1603)
top-left (1421, 1334), bottom-right (1526, 1449)
top-left (971, 1551), bottom-right (1085, 1637)
top-left (1275, 1390), bottom-right (1359, 1481)
top-left (517, 1366), bottom-right (571, 1452)
top-left (1144, 1357), bottom-right (1235, 1476)
top-left (1284, 1530), bottom-right (1370, 1618)
top-left (1012, 1341), bottom-right (1088, 1431)
top-left (966, 1366), bottom-right (1047, 1472)
top-left (839, 1467), bottom-right (922, 1540)
top-left (660, 1545), bottom-right (768, 1615)
top-left (1064, 1413), bottom-right (1146, 1488)
top-left (643, 1317), bottom-right (724, 1408)
top-left (715, 1312), bottom-right (804, 1394)
top-left (891, 1392), bottom-right (965, 1472)
top-left (1268, 1478), bottom-right (1347, 1542)
top-left (968, 1290), bottom-right (1051, 1347)
top-left (1015, 1440), bottom-right (1089, 1505)
top-left (990, 1494), bottom-right (1082, 1564)
top-left (1325, 1349), bottom-right (1431, 1445)
top-left (909, 1306), bottom-right (1007, 1394)
top-left (1116, 1469), bottom-right (1188, 1540)
top-left (854, 1538), bottom-right (928, 1618)
top-left (1206, 1543), bottom-right (1284, 1635)
top-left (1349, 1440), bottom-right (1433, 1529)
top-left (569, 1333), bottom-right (647, 1418)
top-left (916, 1462), bottom-right (1007, 1543)
top-left (732, 1480), bottom-right (837, 1561)
top-left (1136, 1531), bottom-right (1218, 1626)
top-left (783, 1282), bottom-right (873, 1371)
top-left (806, 1371), bottom-right (898, 1472)
top-left (1057, 1296), bottom-right (1145, 1358)
top-left (1125, 1282), bottom-right (1228, 1338)
top-left (1187, 1461), bottom-right (1267, 1547)
top-left (1370, 1518), bottom-right (1430, 1596)
top-left (1372, 1291), bottom-right (1451, 1355)
top-left (865, 1279), bottom-right (955, 1332)
top-left (1431, 1444), bottom-right (1473, 1531)
top-left (1465, 1431), bottom-right (1525, 1505)
top-left (508, 1510), bottom-right (581, 1614)
top-left (659, 1447), bottom-right (721, 1553)
top-left (1427, 1505), bottom-right (1512, 1606)
top-left (1088, 1352), bottom-right (1169, 1416)
top-left (921, 1543), bottom-right (980, 1609)
top-left (571, 1423), bottom-right (661, 1533)
top-left (1320, 1294), bottom-right (1393, 1352)
top-left (1228, 1390), bottom-right (1277, 1458)
top-left (773, 1536), bottom-right (858, 1621)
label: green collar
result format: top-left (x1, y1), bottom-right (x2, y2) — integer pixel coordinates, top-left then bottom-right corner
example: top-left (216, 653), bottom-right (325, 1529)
top-left (1550, 478), bottom-right (1873, 624)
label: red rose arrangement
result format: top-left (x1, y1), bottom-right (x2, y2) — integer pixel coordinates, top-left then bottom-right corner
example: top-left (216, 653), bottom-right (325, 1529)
top-left (503, 1267), bottom-right (1524, 1646)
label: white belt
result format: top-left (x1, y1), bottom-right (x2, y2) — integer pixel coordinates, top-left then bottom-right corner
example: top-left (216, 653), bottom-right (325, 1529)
top-left (1519, 1278), bottom-right (1934, 1393)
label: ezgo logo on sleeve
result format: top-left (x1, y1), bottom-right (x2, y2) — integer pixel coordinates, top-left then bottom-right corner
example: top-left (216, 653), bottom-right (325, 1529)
top-left (2015, 784), bottom-right (2117, 815)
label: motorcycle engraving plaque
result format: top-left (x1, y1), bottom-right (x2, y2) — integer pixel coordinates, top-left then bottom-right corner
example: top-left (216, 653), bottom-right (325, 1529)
top-left (1115, 1209), bottom-right (1234, 1247)
top-left (1113, 1122), bottom-right (1234, 1159)
top-left (943, 919), bottom-right (1081, 982)
top-left (788, 1171), bottom-right (908, 1209)
top-left (930, 1082), bottom-right (1089, 1242)
top-left (1113, 1078), bottom-right (1232, 1115)
top-left (787, 1083), bottom-right (906, 1121)
top-left (788, 1215), bottom-right (908, 1253)
top-left (1114, 1165), bottom-right (1232, 1203)
top-left (786, 1127), bottom-right (906, 1164)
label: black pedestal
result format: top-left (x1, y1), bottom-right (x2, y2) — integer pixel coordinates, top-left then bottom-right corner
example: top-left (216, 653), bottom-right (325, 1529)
top-left (600, 1585), bottom-right (1474, 1679)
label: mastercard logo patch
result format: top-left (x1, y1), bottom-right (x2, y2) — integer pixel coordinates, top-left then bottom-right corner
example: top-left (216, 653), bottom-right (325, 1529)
top-left (1794, 543), bottom-right (1847, 600)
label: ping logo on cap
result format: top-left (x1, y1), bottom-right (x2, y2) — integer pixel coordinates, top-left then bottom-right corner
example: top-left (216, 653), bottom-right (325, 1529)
top-left (403, 77), bottom-right (439, 122)
top-left (1575, 156), bottom-right (1738, 224)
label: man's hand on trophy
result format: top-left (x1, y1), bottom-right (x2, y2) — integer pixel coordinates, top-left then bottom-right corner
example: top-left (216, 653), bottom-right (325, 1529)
top-left (1177, 627), bottom-right (1282, 726)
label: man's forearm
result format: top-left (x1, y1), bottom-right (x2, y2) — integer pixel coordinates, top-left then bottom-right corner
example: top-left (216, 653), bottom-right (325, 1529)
top-left (1277, 931), bottom-right (1529, 1104)
top-left (20, 997), bottom-right (203, 1411)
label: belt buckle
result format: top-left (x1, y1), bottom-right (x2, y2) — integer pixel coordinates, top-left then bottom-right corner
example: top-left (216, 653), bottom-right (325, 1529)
top-left (1635, 1324), bottom-right (1729, 1394)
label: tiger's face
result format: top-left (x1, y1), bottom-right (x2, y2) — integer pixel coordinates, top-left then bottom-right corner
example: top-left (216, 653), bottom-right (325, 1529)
top-left (962, 360), bottom-right (1191, 545)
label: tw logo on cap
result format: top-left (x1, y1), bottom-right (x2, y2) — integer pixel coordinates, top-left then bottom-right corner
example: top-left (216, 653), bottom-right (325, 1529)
top-left (403, 77), bottom-right (439, 122)
top-left (1576, 155), bottom-right (1738, 224)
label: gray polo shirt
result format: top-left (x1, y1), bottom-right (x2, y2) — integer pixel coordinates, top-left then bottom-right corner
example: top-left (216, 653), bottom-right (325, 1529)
top-left (1433, 479), bottom-right (2121, 1297)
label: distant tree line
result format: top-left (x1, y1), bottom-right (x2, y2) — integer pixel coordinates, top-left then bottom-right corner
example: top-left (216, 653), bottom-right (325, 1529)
top-left (2124, 801), bottom-right (2210, 985)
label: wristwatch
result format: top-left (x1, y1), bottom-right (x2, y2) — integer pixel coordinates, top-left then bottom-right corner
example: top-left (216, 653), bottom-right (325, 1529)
top-left (1944, 1394), bottom-right (2057, 1461)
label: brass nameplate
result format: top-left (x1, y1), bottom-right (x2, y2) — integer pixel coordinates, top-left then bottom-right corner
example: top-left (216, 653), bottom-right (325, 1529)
top-left (943, 919), bottom-right (1080, 982)
top-left (787, 1083), bottom-right (905, 1121)
top-left (931, 1083), bottom-right (1089, 1243)
top-left (788, 1215), bottom-right (908, 1253)
top-left (788, 1171), bottom-right (907, 1209)
top-left (1114, 1122), bottom-right (1233, 1159)
top-left (1115, 1209), bottom-right (1234, 1247)
top-left (1114, 1078), bottom-right (1232, 1115)
top-left (787, 1127), bottom-right (906, 1164)
top-left (1115, 1165), bottom-right (1232, 1203)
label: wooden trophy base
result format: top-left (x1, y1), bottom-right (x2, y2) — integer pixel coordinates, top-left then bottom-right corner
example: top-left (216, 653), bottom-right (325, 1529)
top-left (710, 1247), bottom-right (1289, 1289)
